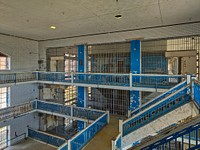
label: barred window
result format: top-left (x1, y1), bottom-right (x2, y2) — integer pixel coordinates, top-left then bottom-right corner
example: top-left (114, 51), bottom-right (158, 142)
top-left (0, 87), bottom-right (10, 109)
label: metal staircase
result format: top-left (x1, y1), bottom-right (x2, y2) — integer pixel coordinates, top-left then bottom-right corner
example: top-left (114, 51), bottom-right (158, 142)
top-left (113, 79), bottom-right (200, 150)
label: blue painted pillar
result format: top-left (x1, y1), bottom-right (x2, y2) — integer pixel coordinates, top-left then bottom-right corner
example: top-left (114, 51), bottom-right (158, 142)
top-left (77, 45), bottom-right (86, 131)
top-left (130, 40), bottom-right (141, 111)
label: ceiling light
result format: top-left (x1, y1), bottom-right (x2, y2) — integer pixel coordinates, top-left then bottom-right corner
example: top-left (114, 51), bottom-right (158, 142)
top-left (115, 14), bottom-right (122, 19)
top-left (50, 26), bottom-right (56, 29)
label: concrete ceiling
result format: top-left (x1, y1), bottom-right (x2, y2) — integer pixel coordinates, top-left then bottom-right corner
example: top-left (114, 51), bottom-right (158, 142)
top-left (0, 0), bottom-right (199, 41)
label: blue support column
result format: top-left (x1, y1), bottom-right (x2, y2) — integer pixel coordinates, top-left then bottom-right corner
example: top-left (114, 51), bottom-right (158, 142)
top-left (130, 40), bottom-right (141, 111)
top-left (77, 45), bottom-right (86, 131)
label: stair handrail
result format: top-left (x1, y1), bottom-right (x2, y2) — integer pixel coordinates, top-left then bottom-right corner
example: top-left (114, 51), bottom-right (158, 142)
top-left (122, 84), bottom-right (191, 136)
top-left (130, 80), bottom-right (187, 117)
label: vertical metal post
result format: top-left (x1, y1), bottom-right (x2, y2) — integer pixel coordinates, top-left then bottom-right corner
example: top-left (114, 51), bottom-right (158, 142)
top-left (68, 139), bottom-right (71, 150)
top-left (71, 72), bottom-right (74, 84)
top-left (187, 74), bottom-right (191, 84)
top-left (192, 80), bottom-right (194, 100)
top-left (111, 139), bottom-right (116, 150)
top-left (119, 119), bottom-right (123, 136)
top-left (77, 44), bottom-right (86, 131)
top-left (129, 72), bottom-right (132, 88)
top-left (71, 105), bottom-right (73, 118)
top-left (128, 109), bottom-right (131, 118)
top-left (107, 111), bottom-right (110, 123)
top-left (130, 40), bottom-right (141, 112)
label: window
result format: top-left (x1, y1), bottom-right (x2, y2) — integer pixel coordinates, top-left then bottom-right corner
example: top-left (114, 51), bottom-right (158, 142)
top-left (0, 87), bottom-right (10, 109)
top-left (0, 126), bottom-right (9, 149)
top-left (0, 52), bottom-right (10, 70)
top-left (65, 86), bottom-right (77, 105)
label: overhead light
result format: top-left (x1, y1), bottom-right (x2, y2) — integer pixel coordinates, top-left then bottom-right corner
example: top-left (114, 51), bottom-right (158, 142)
top-left (50, 25), bottom-right (56, 29)
top-left (115, 14), bottom-right (122, 19)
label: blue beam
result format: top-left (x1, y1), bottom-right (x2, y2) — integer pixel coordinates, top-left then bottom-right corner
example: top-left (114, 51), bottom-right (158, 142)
top-left (77, 45), bottom-right (86, 131)
top-left (130, 40), bottom-right (141, 111)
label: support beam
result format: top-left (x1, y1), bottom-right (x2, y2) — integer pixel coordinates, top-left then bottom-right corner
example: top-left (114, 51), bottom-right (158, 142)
top-left (130, 40), bottom-right (141, 111)
top-left (77, 45), bottom-right (87, 131)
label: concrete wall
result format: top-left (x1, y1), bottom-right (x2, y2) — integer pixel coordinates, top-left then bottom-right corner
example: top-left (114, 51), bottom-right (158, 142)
top-left (122, 102), bottom-right (199, 149)
top-left (0, 34), bottom-right (39, 142)
top-left (0, 34), bottom-right (38, 71)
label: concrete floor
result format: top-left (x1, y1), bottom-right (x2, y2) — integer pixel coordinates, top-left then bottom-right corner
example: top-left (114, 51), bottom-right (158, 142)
top-left (6, 138), bottom-right (56, 150)
top-left (5, 115), bottom-right (123, 150)
top-left (83, 115), bottom-right (124, 150)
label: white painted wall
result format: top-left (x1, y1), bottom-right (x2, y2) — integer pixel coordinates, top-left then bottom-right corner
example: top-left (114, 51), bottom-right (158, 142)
top-left (0, 34), bottom-right (38, 72)
top-left (0, 34), bottom-right (39, 142)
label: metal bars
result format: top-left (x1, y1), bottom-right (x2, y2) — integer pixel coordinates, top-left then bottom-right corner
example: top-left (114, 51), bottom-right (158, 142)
top-left (122, 85), bottom-right (191, 136)
top-left (141, 122), bottom-right (200, 150)
top-left (130, 81), bottom-right (187, 117)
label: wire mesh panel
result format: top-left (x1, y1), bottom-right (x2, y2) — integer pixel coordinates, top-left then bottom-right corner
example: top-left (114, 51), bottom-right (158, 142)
top-left (87, 42), bottom-right (130, 116)
top-left (47, 46), bottom-right (78, 106)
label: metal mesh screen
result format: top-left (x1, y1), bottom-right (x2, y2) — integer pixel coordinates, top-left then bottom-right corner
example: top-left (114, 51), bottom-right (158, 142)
top-left (87, 42), bottom-right (130, 116)
top-left (46, 46), bottom-right (78, 105)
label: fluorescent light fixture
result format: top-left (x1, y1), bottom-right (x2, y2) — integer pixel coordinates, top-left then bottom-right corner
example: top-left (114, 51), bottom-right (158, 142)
top-left (50, 25), bottom-right (56, 29)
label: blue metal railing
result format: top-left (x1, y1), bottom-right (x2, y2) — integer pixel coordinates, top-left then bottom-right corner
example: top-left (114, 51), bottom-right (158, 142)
top-left (73, 72), bottom-right (130, 86)
top-left (37, 72), bottom-right (69, 83)
top-left (123, 85), bottom-right (190, 136)
top-left (142, 122), bottom-right (200, 150)
top-left (130, 81), bottom-right (187, 117)
top-left (73, 107), bottom-right (104, 120)
top-left (193, 81), bottom-right (200, 107)
top-left (112, 133), bottom-right (122, 150)
top-left (36, 100), bottom-right (71, 116)
top-left (131, 74), bottom-right (183, 89)
top-left (70, 112), bottom-right (108, 150)
top-left (28, 128), bottom-right (66, 147)
top-left (0, 72), bottom-right (36, 84)
top-left (36, 100), bottom-right (104, 121)
top-left (0, 72), bottom-right (184, 91)
top-left (0, 101), bottom-right (35, 122)
top-left (0, 99), bottom-right (106, 126)
top-left (58, 143), bottom-right (68, 150)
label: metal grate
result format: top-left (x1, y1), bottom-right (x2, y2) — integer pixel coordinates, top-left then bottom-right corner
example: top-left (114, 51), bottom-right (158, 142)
top-left (87, 42), bottom-right (130, 116)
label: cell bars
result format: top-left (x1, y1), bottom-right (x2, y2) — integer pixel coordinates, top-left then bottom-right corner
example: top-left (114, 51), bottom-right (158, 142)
top-left (87, 42), bottom-right (130, 73)
top-left (87, 42), bottom-right (130, 116)
top-left (46, 46), bottom-right (78, 105)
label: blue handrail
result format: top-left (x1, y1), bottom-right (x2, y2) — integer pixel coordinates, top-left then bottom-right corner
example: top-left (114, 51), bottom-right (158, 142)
top-left (130, 81), bottom-right (187, 116)
top-left (142, 122), bottom-right (200, 150)
top-left (0, 72), bottom-right (184, 91)
top-left (28, 128), bottom-right (66, 147)
top-left (193, 81), bottom-right (200, 107)
top-left (123, 85), bottom-right (190, 136)
top-left (70, 112), bottom-right (108, 150)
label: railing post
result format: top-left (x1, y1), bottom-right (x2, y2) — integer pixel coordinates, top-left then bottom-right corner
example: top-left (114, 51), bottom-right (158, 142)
top-left (68, 139), bottom-right (71, 150)
top-left (112, 139), bottom-right (116, 150)
top-left (128, 109), bottom-right (131, 118)
top-left (129, 73), bottom-right (132, 89)
top-left (119, 119), bottom-right (123, 136)
top-left (187, 74), bottom-right (191, 84)
top-left (14, 73), bottom-right (17, 84)
top-left (71, 105), bottom-right (73, 118)
top-left (107, 111), bottom-right (110, 123)
top-left (35, 72), bottom-right (39, 80)
top-left (71, 72), bottom-right (74, 84)
top-left (192, 81), bottom-right (194, 100)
